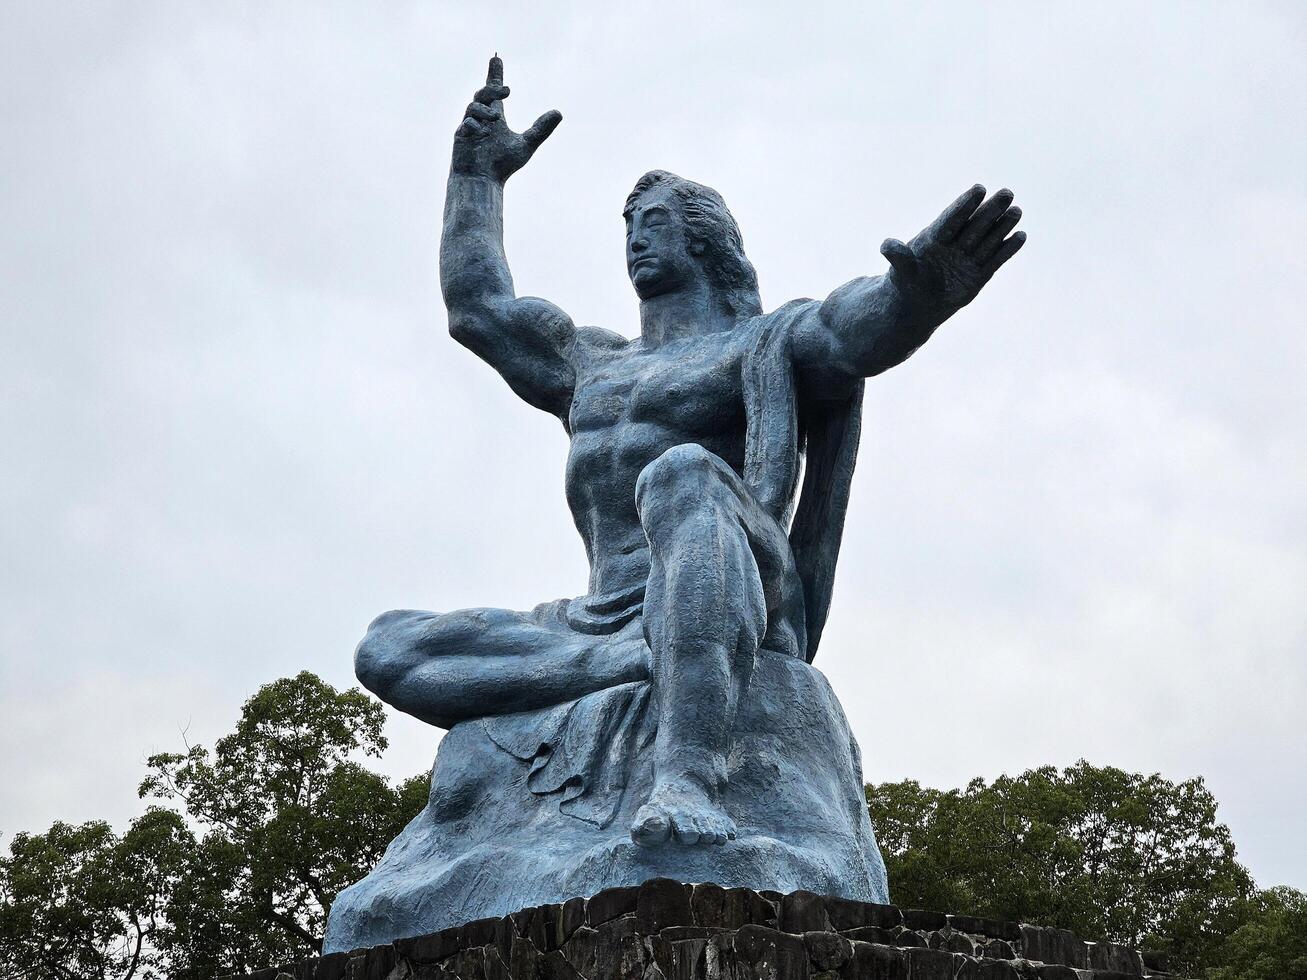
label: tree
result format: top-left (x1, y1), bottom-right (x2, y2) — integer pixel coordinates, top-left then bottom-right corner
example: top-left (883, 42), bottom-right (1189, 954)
top-left (1207, 886), bottom-right (1307, 980)
top-left (139, 671), bottom-right (429, 976)
top-left (0, 809), bottom-right (193, 980)
top-left (867, 761), bottom-right (1255, 976)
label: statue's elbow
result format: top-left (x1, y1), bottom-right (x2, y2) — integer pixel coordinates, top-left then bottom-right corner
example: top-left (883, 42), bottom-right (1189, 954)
top-left (447, 312), bottom-right (474, 345)
top-left (447, 307), bottom-right (498, 349)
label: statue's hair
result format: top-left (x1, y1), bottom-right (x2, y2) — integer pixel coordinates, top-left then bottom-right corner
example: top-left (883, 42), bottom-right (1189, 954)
top-left (623, 171), bottom-right (762, 318)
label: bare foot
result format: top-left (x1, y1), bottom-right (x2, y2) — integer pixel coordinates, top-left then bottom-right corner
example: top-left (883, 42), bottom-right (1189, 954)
top-left (630, 778), bottom-right (736, 847)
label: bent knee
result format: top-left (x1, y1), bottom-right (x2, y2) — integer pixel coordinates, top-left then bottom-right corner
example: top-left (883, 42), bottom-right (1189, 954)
top-left (636, 443), bottom-right (733, 518)
top-left (354, 631), bottom-right (391, 697)
top-left (354, 609), bottom-right (429, 695)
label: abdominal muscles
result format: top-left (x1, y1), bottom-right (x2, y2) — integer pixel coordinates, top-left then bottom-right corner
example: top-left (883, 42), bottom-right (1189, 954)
top-left (565, 417), bottom-right (746, 597)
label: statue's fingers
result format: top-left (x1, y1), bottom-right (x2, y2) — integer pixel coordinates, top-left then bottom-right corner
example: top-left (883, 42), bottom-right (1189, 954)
top-left (464, 102), bottom-right (501, 123)
top-left (456, 117), bottom-right (485, 139)
top-left (934, 184), bottom-right (987, 239)
top-left (522, 109), bottom-right (563, 153)
top-left (976, 206), bottom-right (1022, 261)
top-left (881, 238), bottom-right (919, 280)
top-left (957, 189), bottom-right (1015, 249)
top-left (985, 230), bottom-right (1027, 272)
top-left (487, 54), bottom-right (504, 88)
top-left (473, 83), bottom-right (510, 106)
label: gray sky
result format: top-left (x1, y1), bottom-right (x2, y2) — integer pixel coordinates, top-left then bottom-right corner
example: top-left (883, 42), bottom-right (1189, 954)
top-left (2, 2), bottom-right (1304, 893)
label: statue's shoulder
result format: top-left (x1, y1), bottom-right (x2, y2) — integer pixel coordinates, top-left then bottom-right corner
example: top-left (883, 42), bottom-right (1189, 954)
top-left (575, 324), bottom-right (631, 349)
top-left (736, 298), bottom-right (821, 349)
top-left (571, 325), bottom-right (633, 368)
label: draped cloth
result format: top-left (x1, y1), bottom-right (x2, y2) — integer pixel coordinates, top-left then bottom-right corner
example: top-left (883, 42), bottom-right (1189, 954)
top-left (742, 299), bottom-right (866, 662)
top-left (483, 300), bottom-right (866, 826)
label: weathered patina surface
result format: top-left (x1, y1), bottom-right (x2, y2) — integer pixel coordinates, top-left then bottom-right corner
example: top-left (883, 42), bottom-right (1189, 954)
top-left (325, 56), bottom-right (1026, 951)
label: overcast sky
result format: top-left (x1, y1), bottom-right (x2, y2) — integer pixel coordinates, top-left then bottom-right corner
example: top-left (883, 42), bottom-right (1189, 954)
top-left (2, 2), bottom-right (1304, 893)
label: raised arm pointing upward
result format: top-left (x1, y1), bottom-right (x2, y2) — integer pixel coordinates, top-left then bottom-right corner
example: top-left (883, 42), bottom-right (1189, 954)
top-left (440, 56), bottom-right (575, 420)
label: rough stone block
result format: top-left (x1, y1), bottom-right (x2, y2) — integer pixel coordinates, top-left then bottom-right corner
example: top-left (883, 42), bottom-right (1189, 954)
top-left (906, 946), bottom-right (962, 980)
top-left (950, 915), bottom-right (1023, 943)
top-left (979, 939), bottom-right (1016, 960)
top-left (825, 896), bottom-right (901, 932)
top-left (839, 926), bottom-right (899, 945)
top-left (1087, 941), bottom-right (1144, 975)
top-left (735, 923), bottom-right (810, 976)
top-left (652, 934), bottom-right (712, 980)
top-left (902, 908), bottom-right (949, 931)
top-left (560, 925), bottom-right (599, 978)
top-left (661, 926), bottom-right (731, 942)
top-left (483, 947), bottom-right (511, 980)
top-left (586, 885), bottom-right (640, 926)
top-left (804, 931), bottom-right (853, 971)
top-left (929, 929), bottom-right (976, 955)
top-left (780, 890), bottom-right (830, 933)
top-left (893, 929), bottom-right (930, 948)
top-left (637, 877), bottom-right (694, 932)
top-left (396, 927), bottom-right (461, 965)
top-left (538, 949), bottom-right (584, 980)
top-left (723, 886), bottom-right (779, 930)
top-left (956, 959), bottom-right (1022, 980)
top-left (1020, 925), bottom-right (1088, 969)
top-left (690, 882), bottom-right (726, 926)
top-left (844, 942), bottom-right (908, 980)
top-left (458, 917), bottom-right (499, 951)
top-left (312, 952), bottom-right (350, 980)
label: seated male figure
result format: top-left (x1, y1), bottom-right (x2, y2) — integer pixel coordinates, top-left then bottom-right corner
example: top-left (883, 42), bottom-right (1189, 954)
top-left (354, 58), bottom-right (1026, 848)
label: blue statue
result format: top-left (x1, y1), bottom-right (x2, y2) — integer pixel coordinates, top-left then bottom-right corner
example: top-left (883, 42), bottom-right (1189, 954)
top-left (324, 56), bottom-right (1025, 952)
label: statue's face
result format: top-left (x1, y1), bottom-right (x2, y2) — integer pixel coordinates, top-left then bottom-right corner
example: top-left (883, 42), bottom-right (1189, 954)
top-left (625, 186), bottom-right (701, 300)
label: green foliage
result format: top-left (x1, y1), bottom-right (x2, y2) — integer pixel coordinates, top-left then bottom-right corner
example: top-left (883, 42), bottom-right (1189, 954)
top-left (867, 761), bottom-right (1256, 976)
top-left (0, 809), bottom-right (194, 980)
top-left (136, 671), bottom-right (429, 975)
top-left (1206, 886), bottom-right (1307, 980)
top-left (0, 673), bottom-right (428, 980)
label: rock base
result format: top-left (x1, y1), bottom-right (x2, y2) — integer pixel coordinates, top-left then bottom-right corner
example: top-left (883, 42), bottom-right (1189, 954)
top-left (228, 879), bottom-right (1178, 979)
top-left (325, 653), bottom-right (887, 952)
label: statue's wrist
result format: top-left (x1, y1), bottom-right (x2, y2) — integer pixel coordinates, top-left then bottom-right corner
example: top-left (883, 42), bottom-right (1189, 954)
top-left (887, 265), bottom-right (953, 321)
top-left (449, 164), bottom-right (507, 187)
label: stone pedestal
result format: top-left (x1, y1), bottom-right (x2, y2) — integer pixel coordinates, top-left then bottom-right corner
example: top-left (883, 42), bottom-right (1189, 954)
top-left (229, 879), bottom-right (1176, 980)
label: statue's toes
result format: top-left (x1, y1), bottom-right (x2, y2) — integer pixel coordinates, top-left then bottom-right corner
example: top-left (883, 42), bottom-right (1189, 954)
top-left (673, 820), bottom-right (702, 846)
top-left (704, 813), bottom-right (736, 846)
top-left (630, 805), bottom-right (672, 847)
top-left (671, 809), bottom-right (733, 846)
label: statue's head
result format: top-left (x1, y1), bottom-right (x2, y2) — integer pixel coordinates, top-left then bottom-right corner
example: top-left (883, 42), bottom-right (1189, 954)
top-left (623, 171), bottom-right (762, 318)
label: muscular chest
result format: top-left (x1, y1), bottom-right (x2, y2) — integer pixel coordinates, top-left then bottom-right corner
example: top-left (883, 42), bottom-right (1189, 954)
top-left (569, 336), bottom-right (746, 436)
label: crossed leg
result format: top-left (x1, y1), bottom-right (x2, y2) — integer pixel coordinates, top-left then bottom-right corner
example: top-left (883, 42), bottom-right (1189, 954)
top-left (354, 604), bottom-right (649, 731)
top-left (355, 442), bottom-right (801, 848)
top-left (630, 443), bottom-right (804, 846)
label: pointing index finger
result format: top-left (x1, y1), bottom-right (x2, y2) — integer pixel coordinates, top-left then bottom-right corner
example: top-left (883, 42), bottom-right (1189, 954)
top-left (487, 54), bottom-right (504, 87)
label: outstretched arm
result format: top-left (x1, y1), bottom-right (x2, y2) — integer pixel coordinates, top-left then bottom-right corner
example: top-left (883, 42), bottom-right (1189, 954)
top-left (792, 185), bottom-right (1026, 393)
top-left (441, 57), bottom-right (575, 419)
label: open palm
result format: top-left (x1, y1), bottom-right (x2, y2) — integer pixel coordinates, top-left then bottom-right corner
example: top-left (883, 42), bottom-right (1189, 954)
top-left (881, 185), bottom-right (1026, 312)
